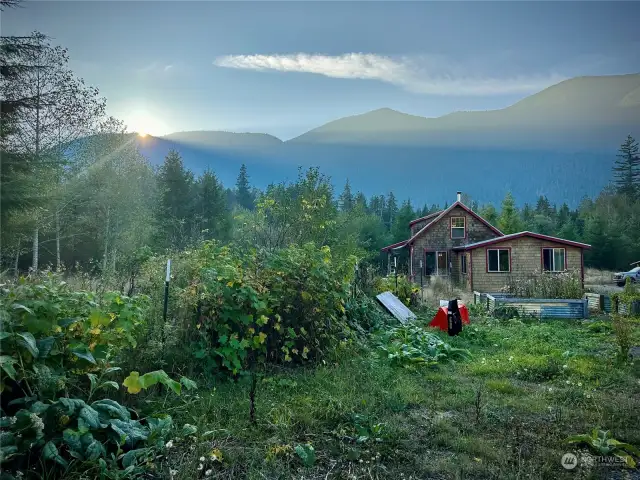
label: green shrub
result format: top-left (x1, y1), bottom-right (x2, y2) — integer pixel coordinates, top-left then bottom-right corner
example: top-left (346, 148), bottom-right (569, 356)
top-left (141, 241), bottom-right (358, 378)
top-left (374, 275), bottom-right (419, 307)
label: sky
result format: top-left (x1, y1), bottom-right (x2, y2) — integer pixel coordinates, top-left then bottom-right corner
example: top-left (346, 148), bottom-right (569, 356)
top-left (2, 1), bottom-right (640, 139)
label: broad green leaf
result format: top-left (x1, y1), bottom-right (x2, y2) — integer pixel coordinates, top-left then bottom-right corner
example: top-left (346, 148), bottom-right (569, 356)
top-left (42, 441), bottom-right (68, 467)
top-left (12, 303), bottom-right (34, 315)
top-left (182, 424), bottom-right (197, 436)
top-left (0, 332), bottom-right (12, 341)
top-left (1, 444), bottom-right (19, 463)
top-left (58, 317), bottom-right (81, 328)
top-left (70, 346), bottom-right (96, 365)
top-left (84, 439), bottom-right (106, 461)
top-left (104, 366), bottom-right (122, 374)
top-left (123, 372), bottom-right (142, 394)
top-left (79, 406), bottom-right (102, 429)
top-left (91, 399), bottom-right (130, 421)
top-left (15, 332), bottom-right (38, 358)
top-left (29, 401), bottom-right (49, 414)
top-left (99, 381), bottom-right (120, 391)
top-left (87, 373), bottom-right (98, 391)
top-left (0, 356), bottom-right (17, 380)
top-left (36, 337), bottom-right (55, 359)
top-left (109, 419), bottom-right (149, 447)
top-left (294, 444), bottom-right (316, 467)
top-left (63, 429), bottom-right (83, 452)
top-left (121, 447), bottom-right (149, 468)
top-left (59, 398), bottom-right (87, 415)
top-left (179, 376), bottom-right (197, 391)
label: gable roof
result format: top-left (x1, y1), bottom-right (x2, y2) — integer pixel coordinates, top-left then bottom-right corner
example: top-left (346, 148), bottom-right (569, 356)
top-left (452, 231), bottom-right (592, 251)
top-left (409, 210), bottom-right (443, 227)
top-left (381, 240), bottom-right (408, 252)
top-left (407, 201), bottom-right (503, 245)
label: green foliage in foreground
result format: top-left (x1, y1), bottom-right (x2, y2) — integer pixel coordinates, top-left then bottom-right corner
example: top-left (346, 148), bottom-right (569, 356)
top-left (566, 429), bottom-right (640, 468)
top-left (152, 317), bottom-right (639, 480)
top-left (0, 275), bottom-right (196, 477)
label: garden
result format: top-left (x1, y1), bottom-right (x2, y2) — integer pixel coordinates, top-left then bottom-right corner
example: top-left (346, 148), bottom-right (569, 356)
top-left (1, 240), bottom-right (640, 480)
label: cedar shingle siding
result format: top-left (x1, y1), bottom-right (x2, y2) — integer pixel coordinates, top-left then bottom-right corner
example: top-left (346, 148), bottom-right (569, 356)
top-left (411, 206), bottom-right (499, 282)
top-left (470, 238), bottom-right (583, 293)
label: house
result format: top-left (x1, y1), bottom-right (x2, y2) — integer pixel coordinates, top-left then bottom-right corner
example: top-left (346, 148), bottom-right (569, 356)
top-left (381, 192), bottom-right (591, 292)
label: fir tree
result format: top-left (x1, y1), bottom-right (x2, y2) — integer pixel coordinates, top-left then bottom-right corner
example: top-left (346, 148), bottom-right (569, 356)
top-left (498, 192), bottom-right (523, 234)
top-left (354, 192), bottom-right (368, 212)
top-left (392, 200), bottom-right (415, 242)
top-left (384, 192), bottom-right (398, 231)
top-left (236, 163), bottom-right (254, 210)
top-left (195, 169), bottom-right (229, 240)
top-left (339, 179), bottom-right (354, 212)
top-left (613, 135), bottom-right (640, 199)
top-left (479, 204), bottom-right (498, 227)
top-left (156, 150), bottom-right (194, 249)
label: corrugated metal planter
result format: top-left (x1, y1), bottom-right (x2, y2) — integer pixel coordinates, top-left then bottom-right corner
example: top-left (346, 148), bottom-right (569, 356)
top-left (480, 293), bottom-right (588, 319)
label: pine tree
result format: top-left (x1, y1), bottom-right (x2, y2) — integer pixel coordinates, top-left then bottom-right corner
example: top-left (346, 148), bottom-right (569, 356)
top-left (339, 179), bottom-right (354, 212)
top-left (392, 200), bottom-right (415, 242)
top-left (479, 204), bottom-right (498, 226)
top-left (354, 192), bottom-right (368, 212)
top-left (521, 203), bottom-right (534, 229)
top-left (384, 192), bottom-right (398, 231)
top-left (156, 150), bottom-right (194, 249)
top-left (497, 192), bottom-right (523, 234)
top-left (535, 196), bottom-right (551, 216)
top-left (613, 135), bottom-right (640, 199)
top-left (195, 169), bottom-right (229, 240)
top-left (236, 163), bottom-right (254, 210)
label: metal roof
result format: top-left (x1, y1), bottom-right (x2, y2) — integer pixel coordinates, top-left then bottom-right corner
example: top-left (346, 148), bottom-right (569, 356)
top-left (452, 231), bottom-right (592, 251)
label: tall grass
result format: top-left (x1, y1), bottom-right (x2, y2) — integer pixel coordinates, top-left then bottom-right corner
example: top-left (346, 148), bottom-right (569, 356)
top-left (502, 269), bottom-right (583, 299)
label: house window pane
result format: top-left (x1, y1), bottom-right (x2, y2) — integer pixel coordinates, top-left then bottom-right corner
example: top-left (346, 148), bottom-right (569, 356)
top-left (451, 217), bottom-right (465, 238)
top-left (488, 250), bottom-right (498, 271)
top-left (499, 250), bottom-right (510, 272)
top-left (554, 249), bottom-right (565, 271)
top-left (543, 249), bottom-right (552, 271)
top-left (461, 255), bottom-right (467, 274)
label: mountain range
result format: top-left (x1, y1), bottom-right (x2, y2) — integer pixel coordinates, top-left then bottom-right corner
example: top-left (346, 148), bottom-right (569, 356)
top-left (134, 73), bottom-right (640, 207)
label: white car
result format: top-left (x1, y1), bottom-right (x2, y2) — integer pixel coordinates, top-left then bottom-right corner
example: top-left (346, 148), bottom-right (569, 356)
top-left (613, 266), bottom-right (640, 287)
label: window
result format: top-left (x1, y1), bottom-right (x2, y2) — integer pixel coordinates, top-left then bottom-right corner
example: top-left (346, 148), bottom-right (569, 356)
top-left (461, 254), bottom-right (467, 274)
top-left (542, 248), bottom-right (566, 272)
top-left (487, 249), bottom-right (510, 272)
top-left (451, 217), bottom-right (466, 239)
top-left (437, 251), bottom-right (448, 275)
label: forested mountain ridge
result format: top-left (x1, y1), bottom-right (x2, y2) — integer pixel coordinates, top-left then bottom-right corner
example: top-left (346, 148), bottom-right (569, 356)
top-left (127, 74), bottom-right (640, 207)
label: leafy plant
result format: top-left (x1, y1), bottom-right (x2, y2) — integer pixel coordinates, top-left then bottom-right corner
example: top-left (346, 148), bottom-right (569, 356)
top-left (566, 429), bottom-right (640, 468)
top-left (294, 443), bottom-right (316, 467)
top-left (374, 275), bottom-right (419, 307)
top-left (122, 370), bottom-right (193, 395)
top-left (377, 324), bottom-right (472, 369)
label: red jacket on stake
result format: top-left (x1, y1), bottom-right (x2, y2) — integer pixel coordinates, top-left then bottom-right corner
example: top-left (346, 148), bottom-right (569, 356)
top-left (429, 302), bottom-right (470, 332)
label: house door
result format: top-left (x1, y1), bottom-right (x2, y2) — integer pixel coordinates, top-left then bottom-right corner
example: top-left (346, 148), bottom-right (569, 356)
top-left (437, 251), bottom-right (448, 275)
top-left (425, 252), bottom-right (436, 276)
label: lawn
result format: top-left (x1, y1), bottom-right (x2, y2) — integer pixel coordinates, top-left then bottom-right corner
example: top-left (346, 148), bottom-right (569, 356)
top-left (142, 313), bottom-right (640, 480)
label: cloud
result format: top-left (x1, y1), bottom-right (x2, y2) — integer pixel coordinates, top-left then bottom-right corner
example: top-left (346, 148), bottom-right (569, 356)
top-left (164, 64), bottom-right (174, 72)
top-left (213, 53), bottom-right (568, 96)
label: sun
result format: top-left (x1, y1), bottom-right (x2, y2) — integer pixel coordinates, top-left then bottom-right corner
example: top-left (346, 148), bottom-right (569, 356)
top-left (125, 108), bottom-right (170, 138)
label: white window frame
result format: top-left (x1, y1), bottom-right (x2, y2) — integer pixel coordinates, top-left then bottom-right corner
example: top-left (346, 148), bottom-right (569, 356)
top-left (487, 248), bottom-right (510, 273)
top-left (450, 216), bottom-right (466, 239)
top-left (542, 247), bottom-right (566, 272)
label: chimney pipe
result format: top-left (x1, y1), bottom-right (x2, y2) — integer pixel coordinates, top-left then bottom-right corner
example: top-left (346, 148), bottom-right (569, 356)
top-left (457, 191), bottom-right (462, 202)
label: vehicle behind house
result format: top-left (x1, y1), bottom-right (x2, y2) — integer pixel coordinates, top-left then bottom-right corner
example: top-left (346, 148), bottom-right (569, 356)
top-left (613, 266), bottom-right (640, 286)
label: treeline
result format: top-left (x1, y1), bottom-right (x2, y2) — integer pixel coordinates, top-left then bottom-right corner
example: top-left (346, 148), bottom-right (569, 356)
top-left (1, 32), bottom-right (639, 278)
